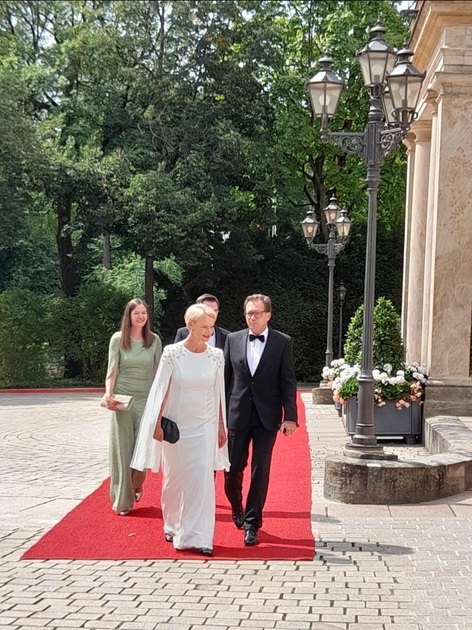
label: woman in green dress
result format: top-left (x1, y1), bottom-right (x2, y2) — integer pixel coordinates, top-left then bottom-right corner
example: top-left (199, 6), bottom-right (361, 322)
top-left (103, 299), bottom-right (162, 515)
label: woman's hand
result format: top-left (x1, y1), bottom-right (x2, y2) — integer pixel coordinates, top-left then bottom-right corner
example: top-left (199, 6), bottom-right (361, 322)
top-left (153, 423), bottom-right (164, 442)
top-left (103, 394), bottom-right (120, 411)
top-left (218, 423), bottom-right (227, 448)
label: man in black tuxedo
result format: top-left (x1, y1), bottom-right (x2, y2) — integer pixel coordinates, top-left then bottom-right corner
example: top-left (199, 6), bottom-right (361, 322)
top-left (224, 293), bottom-right (298, 546)
top-left (174, 293), bottom-right (230, 350)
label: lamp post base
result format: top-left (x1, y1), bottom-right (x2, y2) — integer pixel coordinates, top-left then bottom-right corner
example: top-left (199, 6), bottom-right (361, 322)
top-left (312, 383), bottom-right (335, 404)
top-left (343, 442), bottom-right (398, 460)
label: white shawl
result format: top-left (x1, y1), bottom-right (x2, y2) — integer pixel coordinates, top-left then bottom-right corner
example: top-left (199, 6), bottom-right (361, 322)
top-left (130, 342), bottom-right (229, 472)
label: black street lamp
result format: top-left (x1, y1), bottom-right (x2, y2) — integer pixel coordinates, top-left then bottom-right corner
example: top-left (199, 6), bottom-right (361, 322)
top-left (302, 197), bottom-right (351, 382)
top-left (336, 282), bottom-right (347, 358)
top-left (307, 24), bottom-right (425, 458)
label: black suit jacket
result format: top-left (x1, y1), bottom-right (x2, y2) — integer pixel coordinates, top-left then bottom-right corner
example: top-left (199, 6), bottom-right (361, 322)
top-left (224, 327), bottom-right (298, 431)
top-left (174, 325), bottom-right (230, 350)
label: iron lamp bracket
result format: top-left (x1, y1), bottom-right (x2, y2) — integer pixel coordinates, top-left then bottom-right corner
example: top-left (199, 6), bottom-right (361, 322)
top-left (322, 125), bottom-right (407, 160)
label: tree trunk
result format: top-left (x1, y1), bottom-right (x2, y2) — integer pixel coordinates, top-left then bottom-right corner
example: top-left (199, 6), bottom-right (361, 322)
top-left (145, 255), bottom-right (154, 330)
top-left (102, 232), bottom-right (112, 269)
top-left (57, 193), bottom-right (80, 378)
top-left (57, 193), bottom-right (75, 297)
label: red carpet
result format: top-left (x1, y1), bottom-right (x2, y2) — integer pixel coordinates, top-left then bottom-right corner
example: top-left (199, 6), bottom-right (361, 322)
top-left (22, 393), bottom-right (314, 560)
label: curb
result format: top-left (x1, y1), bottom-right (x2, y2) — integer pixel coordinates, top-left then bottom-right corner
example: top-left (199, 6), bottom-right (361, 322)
top-left (1, 388), bottom-right (105, 394)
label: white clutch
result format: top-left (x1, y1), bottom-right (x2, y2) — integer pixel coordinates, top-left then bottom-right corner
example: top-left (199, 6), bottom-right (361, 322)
top-left (100, 394), bottom-right (134, 411)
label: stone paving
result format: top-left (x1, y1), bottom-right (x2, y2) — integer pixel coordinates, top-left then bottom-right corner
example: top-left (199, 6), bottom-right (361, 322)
top-left (1, 391), bottom-right (472, 629)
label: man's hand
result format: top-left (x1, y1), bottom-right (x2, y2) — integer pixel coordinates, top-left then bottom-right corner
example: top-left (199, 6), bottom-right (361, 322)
top-left (280, 421), bottom-right (297, 436)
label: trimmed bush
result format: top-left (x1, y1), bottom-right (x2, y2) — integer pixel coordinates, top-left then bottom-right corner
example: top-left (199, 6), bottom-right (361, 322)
top-left (0, 288), bottom-right (54, 387)
top-left (344, 296), bottom-right (405, 369)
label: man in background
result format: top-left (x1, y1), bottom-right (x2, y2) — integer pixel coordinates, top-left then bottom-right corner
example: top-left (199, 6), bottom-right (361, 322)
top-left (174, 293), bottom-right (230, 350)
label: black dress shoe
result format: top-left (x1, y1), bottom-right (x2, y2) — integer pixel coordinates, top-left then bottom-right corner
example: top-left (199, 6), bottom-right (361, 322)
top-left (232, 511), bottom-right (245, 530)
top-left (198, 547), bottom-right (214, 557)
top-left (164, 533), bottom-right (173, 543)
top-left (244, 529), bottom-right (259, 546)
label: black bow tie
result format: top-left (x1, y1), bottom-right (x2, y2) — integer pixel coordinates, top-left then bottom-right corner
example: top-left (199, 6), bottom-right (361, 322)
top-left (249, 334), bottom-right (265, 343)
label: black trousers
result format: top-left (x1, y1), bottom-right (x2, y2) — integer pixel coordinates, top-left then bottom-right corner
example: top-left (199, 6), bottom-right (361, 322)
top-left (224, 405), bottom-right (278, 531)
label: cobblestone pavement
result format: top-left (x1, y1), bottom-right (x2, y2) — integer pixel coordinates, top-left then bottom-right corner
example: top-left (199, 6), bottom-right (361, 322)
top-left (1, 391), bottom-right (472, 629)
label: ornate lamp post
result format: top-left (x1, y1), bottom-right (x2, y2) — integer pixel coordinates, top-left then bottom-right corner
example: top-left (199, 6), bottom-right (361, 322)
top-left (301, 197), bottom-right (351, 382)
top-left (307, 24), bottom-right (425, 458)
top-left (336, 282), bottom-right (347, 358)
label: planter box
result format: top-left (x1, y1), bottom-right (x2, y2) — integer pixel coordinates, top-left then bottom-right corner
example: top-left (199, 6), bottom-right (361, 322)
top-left (343, 397), bottom-right (423, 444)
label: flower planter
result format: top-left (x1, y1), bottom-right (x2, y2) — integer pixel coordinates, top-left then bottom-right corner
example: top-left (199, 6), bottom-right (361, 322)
top-left (343, 396), bottom-right (423, 444)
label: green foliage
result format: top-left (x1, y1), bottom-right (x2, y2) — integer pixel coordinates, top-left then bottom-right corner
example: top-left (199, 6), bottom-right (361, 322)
top-left (330, 359), bottom-right (427, 406)
top-left (58, 283), bottom-right (130, 382)
top-left (87, 255), bottom-right (147, 301)
top-left (343, 304), bottom-right (364, 365)
top-left (0, 283), bottom-right (132, 387)
top-left (336, 375), bottom-right (359, 401)
top-left (329, 299), bottom-right (426, 406)
top-left (0, 289), bottom-right (53, 387)
top-left (9, 208), bottom-right (59, 294)
top-left (0, 0), bottom-right (412, 384)
top-left (86, 253), bottom-right (173, 329)
top-left (373, 297), bottom-right (405, 369)
top-left (344, 297), bottom-right (405, 369)
top-left (0, 50), bottom-right (43, 291)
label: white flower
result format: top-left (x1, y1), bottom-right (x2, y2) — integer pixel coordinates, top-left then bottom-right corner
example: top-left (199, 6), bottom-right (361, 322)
top-left (405, 362), bottom-right (428, 376)
top-left (322, 366), bottom-right (335, 380)
top-left (335, 357), bottom-right (428, 406)
top-left (339, 371), bottom-right (352, 385)
top-left (413, 373), bottom-right (427, 384)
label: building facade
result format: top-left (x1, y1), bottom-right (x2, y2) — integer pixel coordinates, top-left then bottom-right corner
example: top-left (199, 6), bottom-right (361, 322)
top-left (404, 1), bottom-right (472, 415)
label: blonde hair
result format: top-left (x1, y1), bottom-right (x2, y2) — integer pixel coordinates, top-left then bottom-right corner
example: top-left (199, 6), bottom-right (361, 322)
top-left (184, 303), bottom-right (217, 327)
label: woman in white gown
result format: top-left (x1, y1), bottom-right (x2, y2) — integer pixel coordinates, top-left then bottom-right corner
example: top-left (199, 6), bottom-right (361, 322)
top-left (131, 303), bottom-right (229, 556)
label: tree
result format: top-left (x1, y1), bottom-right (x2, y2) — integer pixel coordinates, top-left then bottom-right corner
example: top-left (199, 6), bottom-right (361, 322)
top-left (0, 0), bottom-right (412, 383)
top-left (0, 37), bottom-right (41, 290)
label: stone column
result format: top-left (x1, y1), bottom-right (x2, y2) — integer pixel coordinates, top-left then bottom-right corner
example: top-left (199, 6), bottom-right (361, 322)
top-left (425, 84), bottom-right (472, 381)
top-left (401, 132), bottom-right (415, 348)
top-left (403, 124), bottom-right (431, 364)
top-left (421, 95), bottom-right (439, 370)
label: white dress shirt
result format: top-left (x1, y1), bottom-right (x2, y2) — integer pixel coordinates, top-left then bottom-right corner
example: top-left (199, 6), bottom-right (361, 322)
top-left (207, 330), bottom-right (216, 347)
top-left (247, 328), bottom-right (268, 375)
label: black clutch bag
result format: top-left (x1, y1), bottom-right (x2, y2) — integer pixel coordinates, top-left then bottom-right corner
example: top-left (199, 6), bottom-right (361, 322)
top-left (161, 416), bottom-right (180, 444)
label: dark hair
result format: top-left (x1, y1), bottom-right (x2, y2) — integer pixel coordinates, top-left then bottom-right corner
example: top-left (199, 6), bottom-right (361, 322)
top-left (243, 294), bottom-right (272, 312)
top-left (196, 293), bottom-right (220, 307)
top-left (120, 299), bottom-right (155, 350)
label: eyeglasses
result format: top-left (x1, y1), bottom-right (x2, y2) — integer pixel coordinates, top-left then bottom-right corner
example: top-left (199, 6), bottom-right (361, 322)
top-left (245, 311), bottom-right (268, 319)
